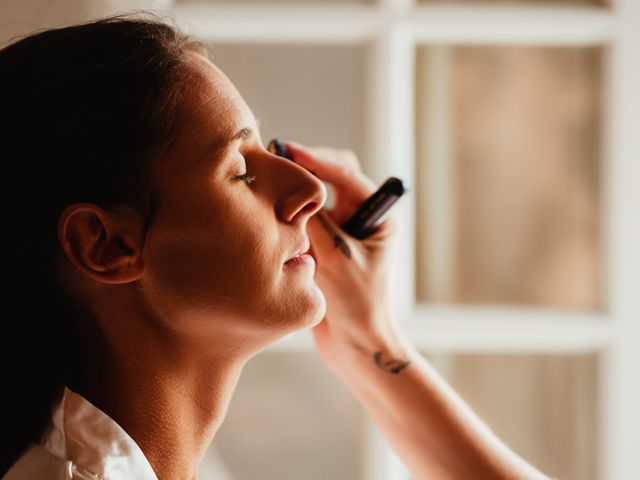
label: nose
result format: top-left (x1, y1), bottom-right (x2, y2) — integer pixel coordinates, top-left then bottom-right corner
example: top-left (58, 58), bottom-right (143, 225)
top-left (272, 152), bottom-right (327, 225)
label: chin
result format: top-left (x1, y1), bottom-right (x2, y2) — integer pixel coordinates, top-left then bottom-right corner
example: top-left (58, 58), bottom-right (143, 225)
top-left (303, 287), bottom-right (327, 330)
top-left (287, 284), bottom-right (327, 331)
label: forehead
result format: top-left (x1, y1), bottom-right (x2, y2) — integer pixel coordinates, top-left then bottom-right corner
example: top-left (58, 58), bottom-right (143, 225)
top-left (156, 54), bottom-right (260, 180)
top-left (178, 53), bottom-right (258, 153)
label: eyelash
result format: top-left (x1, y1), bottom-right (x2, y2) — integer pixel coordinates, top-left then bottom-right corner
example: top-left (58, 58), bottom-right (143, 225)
top-left (235, 172), bottom-right (257, 185)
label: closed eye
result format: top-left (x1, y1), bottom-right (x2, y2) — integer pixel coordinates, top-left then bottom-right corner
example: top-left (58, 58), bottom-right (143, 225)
top-left (235, 172), bottom-right (257, 185)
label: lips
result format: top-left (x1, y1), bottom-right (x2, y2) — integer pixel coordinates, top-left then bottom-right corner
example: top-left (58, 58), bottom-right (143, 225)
top-left (285, 239), bottom-right (311, 263)
top-left (284, 253), bottom-right (315, 267)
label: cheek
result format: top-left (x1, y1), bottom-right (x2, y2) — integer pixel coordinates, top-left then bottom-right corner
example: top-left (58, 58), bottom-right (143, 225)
top-left (141, 198), bottom-right (281, 319)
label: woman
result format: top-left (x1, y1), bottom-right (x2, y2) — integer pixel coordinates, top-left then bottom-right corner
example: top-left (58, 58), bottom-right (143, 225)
top-left (0, 16), bottom-right (549, 480)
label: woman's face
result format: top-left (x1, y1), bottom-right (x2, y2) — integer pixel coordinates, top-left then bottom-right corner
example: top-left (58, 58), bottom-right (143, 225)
top-left (140, 53), bottom-right (328, 348)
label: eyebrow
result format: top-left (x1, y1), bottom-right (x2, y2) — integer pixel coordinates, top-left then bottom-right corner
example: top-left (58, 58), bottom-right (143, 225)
top-left (208, 118), bottom-right (262, 162)
top-left (229, 117), bottom-right (261, 144)
top-left (232, 127), bottom-right (252, 141)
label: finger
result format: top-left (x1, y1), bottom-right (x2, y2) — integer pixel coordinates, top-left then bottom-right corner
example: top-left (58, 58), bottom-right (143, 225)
top-left (285, 141), bottom-right (377, 203)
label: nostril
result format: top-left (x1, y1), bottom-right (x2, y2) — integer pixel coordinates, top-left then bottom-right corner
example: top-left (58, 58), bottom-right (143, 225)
top-left (302, 202), bottom-right (318, 214)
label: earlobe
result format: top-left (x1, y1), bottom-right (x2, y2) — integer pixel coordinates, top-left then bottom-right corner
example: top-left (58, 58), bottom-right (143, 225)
top-left (58, 203), bottom-right (144, 285)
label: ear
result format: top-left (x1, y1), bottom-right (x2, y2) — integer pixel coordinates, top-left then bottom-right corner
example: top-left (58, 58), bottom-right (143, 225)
top-left (57, 203), bottom-right (145, 285)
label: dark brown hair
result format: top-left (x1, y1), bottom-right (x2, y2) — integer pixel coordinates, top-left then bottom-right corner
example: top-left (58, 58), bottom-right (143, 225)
top-left (0, 15), bottom-right (204, 475)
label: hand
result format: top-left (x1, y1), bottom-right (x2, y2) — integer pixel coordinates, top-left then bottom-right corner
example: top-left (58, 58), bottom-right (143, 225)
top-left (284, 141), bottom-right (404, 372)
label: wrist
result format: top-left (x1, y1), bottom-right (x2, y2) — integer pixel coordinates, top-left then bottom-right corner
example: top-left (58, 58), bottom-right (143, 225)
top-left (327, 312), bottom-right (416, 378)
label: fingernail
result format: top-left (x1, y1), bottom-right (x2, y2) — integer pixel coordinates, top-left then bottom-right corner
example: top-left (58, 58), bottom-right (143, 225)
top-left (268, 137), bottom-right (293, 161)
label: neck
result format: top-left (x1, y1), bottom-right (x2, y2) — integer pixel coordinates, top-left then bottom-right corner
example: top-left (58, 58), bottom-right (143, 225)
top-left (71, 306), bottom-right (257, 480)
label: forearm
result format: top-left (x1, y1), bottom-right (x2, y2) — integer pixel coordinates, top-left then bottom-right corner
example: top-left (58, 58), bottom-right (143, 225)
top-left (329, 321), bottom-right (550, 480)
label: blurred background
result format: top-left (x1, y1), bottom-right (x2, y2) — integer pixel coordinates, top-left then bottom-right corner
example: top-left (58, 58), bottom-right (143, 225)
top-left (2, 0), bottom-right (638, 479)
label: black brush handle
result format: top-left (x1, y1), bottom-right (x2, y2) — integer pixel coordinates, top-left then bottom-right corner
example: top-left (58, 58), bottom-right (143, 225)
top-left (340, 177), bottom-right (407, 239)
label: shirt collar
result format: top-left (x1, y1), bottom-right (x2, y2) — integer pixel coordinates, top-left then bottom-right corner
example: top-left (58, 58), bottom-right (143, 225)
top-left (40, 385), bottom-right (158, 479)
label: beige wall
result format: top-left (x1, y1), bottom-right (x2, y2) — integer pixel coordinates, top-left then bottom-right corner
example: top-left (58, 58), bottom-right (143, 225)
top-left (0, 0), bottom-right (172, 48)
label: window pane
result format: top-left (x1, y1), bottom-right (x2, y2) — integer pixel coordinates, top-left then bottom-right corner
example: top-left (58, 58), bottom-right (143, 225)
top-left (415, 46), bottom-right (602, 310)
top-left (423, 352), bottom-right (598, 480)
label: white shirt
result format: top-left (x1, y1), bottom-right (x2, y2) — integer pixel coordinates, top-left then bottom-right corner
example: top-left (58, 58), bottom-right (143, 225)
top-left (3, 386), bottom-right (159, 479)
top-left (3, 386), bottom-right (234, 480)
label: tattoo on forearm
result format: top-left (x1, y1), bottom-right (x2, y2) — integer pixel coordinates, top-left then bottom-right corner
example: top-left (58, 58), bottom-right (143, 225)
top-left (316, 211), bottom-right (351, 259)
top-left (373, 351), bottom-right (411, 374)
